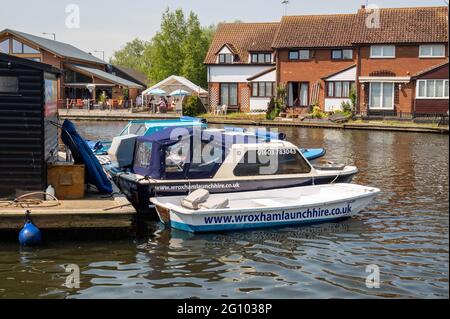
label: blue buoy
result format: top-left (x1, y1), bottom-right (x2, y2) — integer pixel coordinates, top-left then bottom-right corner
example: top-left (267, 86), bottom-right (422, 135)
top-left (19, 210), bottom-right (42, 246)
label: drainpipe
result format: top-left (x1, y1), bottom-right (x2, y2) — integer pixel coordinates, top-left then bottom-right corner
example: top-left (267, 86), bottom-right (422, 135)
top-left (356, 46), bottom-right (361, 114)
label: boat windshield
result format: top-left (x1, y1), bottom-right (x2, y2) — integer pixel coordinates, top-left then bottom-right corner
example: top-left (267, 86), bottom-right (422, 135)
top-left (233, 148), bottom-right (312, 176)
top-left (121, 123), bottom-right (148, 136)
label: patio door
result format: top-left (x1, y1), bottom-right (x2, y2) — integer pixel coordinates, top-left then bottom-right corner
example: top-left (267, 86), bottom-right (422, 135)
top-left (288, 82), bottom-right (309, 107)
top-left (369, 82), bottom-right (394, 110)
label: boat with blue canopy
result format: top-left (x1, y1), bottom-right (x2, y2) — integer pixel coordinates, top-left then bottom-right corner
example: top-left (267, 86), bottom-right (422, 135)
top-left (105, 126), bottom-right (357, 214)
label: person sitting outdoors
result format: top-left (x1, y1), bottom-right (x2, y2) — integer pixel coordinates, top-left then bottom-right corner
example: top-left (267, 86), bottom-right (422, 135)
top-left (157, 97), bottom-right (168, 113)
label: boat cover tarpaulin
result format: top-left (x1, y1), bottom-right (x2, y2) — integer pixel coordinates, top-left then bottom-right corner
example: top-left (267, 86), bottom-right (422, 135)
top-left (61, 120), bottom-right (113, 194)
top-left (133, 127), bottom-right (264, 179)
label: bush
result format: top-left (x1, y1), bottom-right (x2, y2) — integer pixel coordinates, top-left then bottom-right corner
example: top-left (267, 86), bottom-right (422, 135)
top-left (340, 101), bottom-right (353, 114)
top-left (311, 105), bottom-right (326, 119)
top-left (183, 96), bottom-right (204, 117)
top-left (266, 97), bottom-right (282, 120)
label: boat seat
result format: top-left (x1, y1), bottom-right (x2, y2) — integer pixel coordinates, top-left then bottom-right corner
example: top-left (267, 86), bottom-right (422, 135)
top-left (181, 189), bottom-right (210, 210)
top-left (200, 197), bottom-right (229, 210)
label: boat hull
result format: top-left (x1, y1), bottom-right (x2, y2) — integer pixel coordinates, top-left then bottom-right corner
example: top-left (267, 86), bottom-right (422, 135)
top-left (153, 188), bottom-right (377, 233)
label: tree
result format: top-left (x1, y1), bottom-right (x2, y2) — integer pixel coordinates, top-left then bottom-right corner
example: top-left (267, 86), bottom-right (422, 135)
top-left (109, 38), bottom-right (149, 75)
top-left (110, 8), bottom-right (217, 88)
top-left (181, 12), bottom-right (210, 88)
top-left (148, 8), bottom-right (187, 82)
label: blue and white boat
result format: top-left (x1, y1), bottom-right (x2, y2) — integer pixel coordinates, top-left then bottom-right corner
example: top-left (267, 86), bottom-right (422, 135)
top-left (91, 119), bottom-right (326, 161)
top-left (150, 183), bottom-right (380, 233)
top-left (89, 117), bottom-right (207, 155)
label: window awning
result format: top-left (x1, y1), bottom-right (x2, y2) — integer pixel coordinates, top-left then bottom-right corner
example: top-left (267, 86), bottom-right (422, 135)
top-left (359, 76), bottom-right (411, 83)
top-left (66, 64), bottom-right (144, 89)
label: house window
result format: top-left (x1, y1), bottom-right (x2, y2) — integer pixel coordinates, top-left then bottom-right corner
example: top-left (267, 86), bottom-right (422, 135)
top-left (416, 80), bottom-right (449, 99)
top-left (218, 54), bottom-right (233, 64)
top-left (332, 49), bottom-right (353, 60)
top-left (370, 45), bottom-right (396, 58)
top-left (220, 83), bottom-right (238, 106)
top-left (0, 76), bottom-right (19, 93)
top-left (12, 39), bottom-right (39, 54)
top-left (289, 50), bottom-right (309, 60)
top-left (288, 82), bottom-right (309, 107)
top-left (251, 53), bottom-right (272, 64)
top-left (251, 82), bottom-right (275, 97)
top-left (0, 39), bottom-right (9, 53)
top-left (326, 81), bottom-right (355, 98)
top-left (299, 50), bottom-right (310, 60)
top-left (369, 82), bottom-right (394, 109)
top-left (289, 50), bottom-right (299, 60)
top-left (419, 44), bottom-right (445, 58)
top-left (64, 69), bottom-right (92, 84)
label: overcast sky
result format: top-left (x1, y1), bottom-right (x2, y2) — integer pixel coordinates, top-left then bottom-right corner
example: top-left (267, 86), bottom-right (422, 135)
top-left (0, 0), bottom-right (447, 61)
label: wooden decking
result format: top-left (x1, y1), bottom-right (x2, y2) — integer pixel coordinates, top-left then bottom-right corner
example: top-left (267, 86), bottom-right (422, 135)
top-left (0, 189), bottom-right (136, 231)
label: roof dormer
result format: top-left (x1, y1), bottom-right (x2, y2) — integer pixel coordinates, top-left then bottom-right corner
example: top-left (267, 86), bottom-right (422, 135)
top-left (215, 43), bottom-right (238, 64)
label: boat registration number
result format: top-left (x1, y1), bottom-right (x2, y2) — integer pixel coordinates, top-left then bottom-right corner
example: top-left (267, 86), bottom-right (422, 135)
top-left (257, 148), bottom-right (297, 156)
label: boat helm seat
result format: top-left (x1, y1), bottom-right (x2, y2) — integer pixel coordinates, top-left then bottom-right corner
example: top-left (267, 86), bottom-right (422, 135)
top-left (181, 189), bottom-right (210, 210)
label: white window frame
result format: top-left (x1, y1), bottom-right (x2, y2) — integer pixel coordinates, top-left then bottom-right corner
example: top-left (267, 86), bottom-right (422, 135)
top-left (419, 44), bottom-right (446, 58)
top-left (416, 79), bottom-right (449, 99)
top-left (370, 45), bottom-right (396, 59)
top-left (369, 82), bottom-right (395, 110)
top-left (218, 53), bottom-right (233, 64)
top-left (299, 50), bottom-right (310, 60)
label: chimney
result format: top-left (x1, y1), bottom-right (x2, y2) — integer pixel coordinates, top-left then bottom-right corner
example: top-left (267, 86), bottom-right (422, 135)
top-left (361, 4), bottom-right (366, 9)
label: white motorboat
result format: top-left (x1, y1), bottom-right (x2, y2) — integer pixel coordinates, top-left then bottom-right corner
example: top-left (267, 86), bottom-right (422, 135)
top-left (150, 183), bottom-right (380, 233)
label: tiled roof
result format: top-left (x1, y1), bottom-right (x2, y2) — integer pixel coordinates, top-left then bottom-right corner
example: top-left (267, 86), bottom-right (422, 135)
top-left (411, 60), bottom-right (449, 78)
top-left (353, 6), bottom-right (448, 44)
top-left (272, 14), bottom-right (359, 48)
top-left (204, 23), bottom-right (279, 64)
top-left (0, 29), bottom-right (106, 65)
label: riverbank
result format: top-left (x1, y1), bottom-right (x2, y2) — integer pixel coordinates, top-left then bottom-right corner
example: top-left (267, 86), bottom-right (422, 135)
top-left (59, 109), bottom-right (449, 134)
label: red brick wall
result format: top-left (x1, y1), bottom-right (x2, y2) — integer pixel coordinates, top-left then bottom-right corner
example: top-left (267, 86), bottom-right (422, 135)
top-left (277, 48), bottom-right (357, 110)
top-left (358, 45), bottom-right (448, 113)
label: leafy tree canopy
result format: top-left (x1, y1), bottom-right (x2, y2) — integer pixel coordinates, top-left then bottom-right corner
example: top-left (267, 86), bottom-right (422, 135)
top-left (110, 8), bottom-right (216, 89)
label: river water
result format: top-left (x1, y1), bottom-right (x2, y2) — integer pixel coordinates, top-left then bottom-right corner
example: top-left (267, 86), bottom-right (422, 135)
top-left (0, 121), bottom-right (448, 299)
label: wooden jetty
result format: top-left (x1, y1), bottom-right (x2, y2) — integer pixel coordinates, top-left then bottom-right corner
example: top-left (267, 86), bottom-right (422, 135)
top-left (0, 188), bottom-right (136, 231)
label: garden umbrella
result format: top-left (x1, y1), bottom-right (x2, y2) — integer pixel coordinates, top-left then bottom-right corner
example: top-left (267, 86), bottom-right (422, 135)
top-left (147, 88), bottom-right (167, 96)
top-left (169, 89), bottom-right (190, 97)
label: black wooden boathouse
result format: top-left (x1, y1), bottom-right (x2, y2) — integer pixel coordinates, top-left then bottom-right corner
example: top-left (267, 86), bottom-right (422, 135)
top-left (0, 53), bottom-right (60, 198)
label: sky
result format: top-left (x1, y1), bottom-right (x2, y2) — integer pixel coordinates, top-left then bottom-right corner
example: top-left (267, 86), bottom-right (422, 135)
top-left (0, 0), bottom-right (447, 61)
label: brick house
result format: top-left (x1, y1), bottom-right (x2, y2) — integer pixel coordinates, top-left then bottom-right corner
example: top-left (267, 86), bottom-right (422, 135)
top-left (204, 23), bottom-right (279, 112)
top-left (205, 6), bottom-right (449, 115)
top-left (0, 29), bottom-right (145, 103)
top-left (354, 6), bottom-right (449, 115)
top-left (272, 14), bottom-right (360, 113)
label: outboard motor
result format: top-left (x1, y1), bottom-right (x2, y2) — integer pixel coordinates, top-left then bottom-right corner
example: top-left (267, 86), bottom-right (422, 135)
top-left (109, 134), bottom-right (137, 168)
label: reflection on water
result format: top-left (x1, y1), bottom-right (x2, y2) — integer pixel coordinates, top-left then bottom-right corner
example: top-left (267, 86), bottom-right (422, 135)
top-left (0, 121), bottom-right (448, 299)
